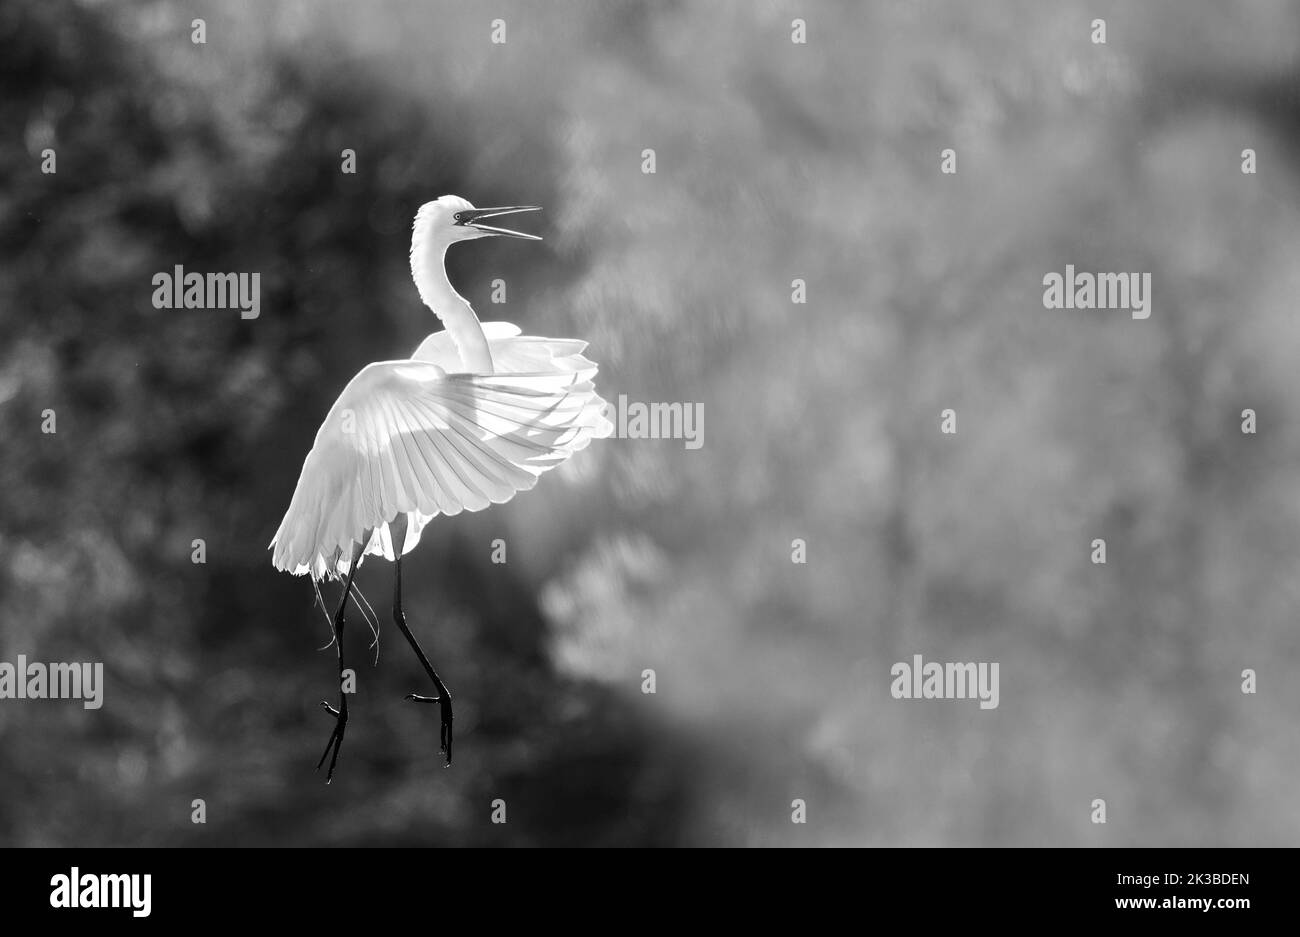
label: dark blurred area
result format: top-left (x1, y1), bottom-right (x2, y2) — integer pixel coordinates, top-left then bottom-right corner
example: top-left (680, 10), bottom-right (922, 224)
top-left (2, 0), bottom-right (1300, 846)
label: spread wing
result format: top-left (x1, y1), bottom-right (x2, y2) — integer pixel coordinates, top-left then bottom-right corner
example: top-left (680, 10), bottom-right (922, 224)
top-left (270, 357), bottom-right (609, 579)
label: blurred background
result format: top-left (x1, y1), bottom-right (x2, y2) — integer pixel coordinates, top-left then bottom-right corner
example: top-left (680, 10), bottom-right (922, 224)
top-left (2, 0), bottom-right (1300, 846)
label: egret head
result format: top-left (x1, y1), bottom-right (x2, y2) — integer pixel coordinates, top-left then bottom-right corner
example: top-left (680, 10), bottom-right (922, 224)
top-left (414, 195), bottom-right (542, 245)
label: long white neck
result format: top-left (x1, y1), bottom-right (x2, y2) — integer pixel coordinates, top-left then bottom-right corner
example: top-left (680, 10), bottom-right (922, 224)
top-left (409, 226), bottom-right (494, 374)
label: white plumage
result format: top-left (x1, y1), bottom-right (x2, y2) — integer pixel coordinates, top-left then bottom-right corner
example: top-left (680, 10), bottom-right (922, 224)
top-left (270, 197), bottom-right (612, 581)
top-left (272, 195), bottom-right (597, 777)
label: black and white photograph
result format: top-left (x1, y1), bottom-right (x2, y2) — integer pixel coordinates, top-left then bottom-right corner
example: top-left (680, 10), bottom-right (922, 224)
top-left (0, 0), bottom-right (1293, 907)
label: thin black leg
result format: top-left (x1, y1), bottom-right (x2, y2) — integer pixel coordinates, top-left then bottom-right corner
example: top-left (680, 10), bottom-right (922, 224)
top-left (317, 546), bottom-right (361, 783)
top-left (393, 549), bottom-right (454, 766)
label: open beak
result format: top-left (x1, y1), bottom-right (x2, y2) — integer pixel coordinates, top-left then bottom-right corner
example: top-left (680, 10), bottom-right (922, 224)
top-left (457, 205), bottom-right (542, 240)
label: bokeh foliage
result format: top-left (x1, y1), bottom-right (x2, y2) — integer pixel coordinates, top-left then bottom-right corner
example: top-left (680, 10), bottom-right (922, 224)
top-left (2, 0), bottom-right (1299, 845)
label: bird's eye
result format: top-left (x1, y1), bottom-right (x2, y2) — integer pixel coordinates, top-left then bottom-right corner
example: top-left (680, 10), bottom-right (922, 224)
top-left (454, 212), bottom-right (465, 223)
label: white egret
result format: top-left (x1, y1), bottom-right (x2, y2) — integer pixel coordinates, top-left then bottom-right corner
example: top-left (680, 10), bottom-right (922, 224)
top-left (270, 195), bottom-right (612, 781)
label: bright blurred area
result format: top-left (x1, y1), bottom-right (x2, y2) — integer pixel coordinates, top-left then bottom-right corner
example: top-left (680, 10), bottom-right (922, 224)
top-left (2, 0), bottom-right (1300, 845)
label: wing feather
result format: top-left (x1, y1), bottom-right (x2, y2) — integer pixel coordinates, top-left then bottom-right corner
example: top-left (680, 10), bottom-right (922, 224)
top-left (272, 324), bottom-right (612, 579)
top-left (271, 354), bottom-right (610, 578)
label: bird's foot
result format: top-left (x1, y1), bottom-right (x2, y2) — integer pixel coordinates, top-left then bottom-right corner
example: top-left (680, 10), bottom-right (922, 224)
top-left (316, 698), bottom-right (348, 783)
top-left (405, 693), bottom-right (453, 766)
